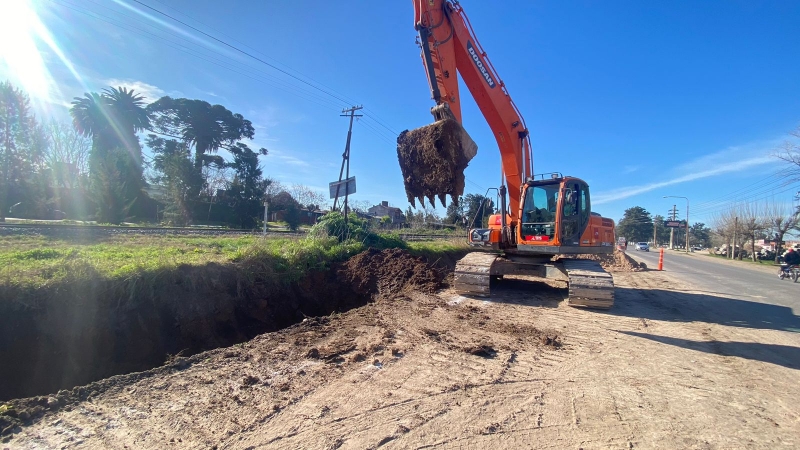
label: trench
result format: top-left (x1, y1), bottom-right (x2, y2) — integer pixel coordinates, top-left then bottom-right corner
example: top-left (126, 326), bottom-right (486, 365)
top-left (0, 262), bottom-right (371, 402)
top-left (0, 248), bottom-right (465, 403)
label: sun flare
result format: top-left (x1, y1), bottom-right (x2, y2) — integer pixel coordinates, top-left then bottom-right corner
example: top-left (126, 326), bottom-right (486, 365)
top-left (0, 0), bottom-right (53, 99)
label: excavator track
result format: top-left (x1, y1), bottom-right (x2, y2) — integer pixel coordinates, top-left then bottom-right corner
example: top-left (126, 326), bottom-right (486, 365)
top-left (453, 252), bottom-right (500, 297)
top-left (562, 259), bottom-right (615, 309)
top-left (453, 253), bottom-right (614, 309)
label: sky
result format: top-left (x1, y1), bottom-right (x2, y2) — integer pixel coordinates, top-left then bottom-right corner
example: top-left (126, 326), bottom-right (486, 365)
top-left (1, 0), bottom-right (800, 226)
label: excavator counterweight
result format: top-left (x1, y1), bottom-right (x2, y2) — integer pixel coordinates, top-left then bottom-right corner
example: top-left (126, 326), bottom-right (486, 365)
top-left (397, 118), bottom-right (477, 209)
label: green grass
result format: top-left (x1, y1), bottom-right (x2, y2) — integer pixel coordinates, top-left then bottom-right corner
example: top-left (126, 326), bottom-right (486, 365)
top-left (0, 234), bottom-right (258, 287)
top-left (0, 232), bottom-right (468, 288)
top-left (703, 252), bottom-right (780, 266)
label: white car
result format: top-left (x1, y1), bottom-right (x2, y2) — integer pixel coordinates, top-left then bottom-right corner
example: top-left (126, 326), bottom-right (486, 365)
top-left (635, 242), bottom-right (649, 252)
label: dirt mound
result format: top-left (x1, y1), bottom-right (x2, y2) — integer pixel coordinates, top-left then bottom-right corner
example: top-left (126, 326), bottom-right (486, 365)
top-left (585, 250), bottom-right (646, 272)
top-left (396, 119), bottom-right (476, 208)
top-left (338, 248), bottom-right (444, 297)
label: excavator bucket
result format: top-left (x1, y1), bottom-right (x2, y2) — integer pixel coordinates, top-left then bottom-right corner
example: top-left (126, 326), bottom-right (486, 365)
top-left (396, 118), bottom-right (478, 208)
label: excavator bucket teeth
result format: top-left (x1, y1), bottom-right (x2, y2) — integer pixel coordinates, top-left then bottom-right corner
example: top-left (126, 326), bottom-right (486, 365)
top-left (397, 118), bottom-right (477, 208)
top-left (438, 193), bottom-right (447, 208)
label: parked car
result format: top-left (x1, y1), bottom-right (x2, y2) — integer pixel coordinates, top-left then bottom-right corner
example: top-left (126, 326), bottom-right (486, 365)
top-left (635, 242), bottom-right (649, 252)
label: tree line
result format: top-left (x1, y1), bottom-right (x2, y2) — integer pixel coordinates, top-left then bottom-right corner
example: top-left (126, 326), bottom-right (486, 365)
top-left (616, 206), bottom-right (713, 248)
top-left (0, 80), bottom-right (324, 228)
top-left (711, 201), bottom-right (799, 262)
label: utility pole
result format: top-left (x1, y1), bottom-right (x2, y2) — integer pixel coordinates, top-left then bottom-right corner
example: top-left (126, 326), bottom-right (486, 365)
top-left (669, 205), bottom-right (678, 250)
top-left (333, 106), bottom-right (363, 229)
top-left (653, 220), bottom-right (657, 247)
top-left (663, 195), bottom-right (690, 253)
top-left (685, 200), bottom-right (690, 253)
top-left (264, 200), bottom-right (269, 236)
top-left (729, 217), bottom-right (739, 259)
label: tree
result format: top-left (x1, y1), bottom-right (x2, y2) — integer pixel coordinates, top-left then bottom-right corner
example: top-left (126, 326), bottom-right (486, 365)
top-left (616, 206), bottom-right (653, 243)
top-left (463, 193), bottom-right (494, 228)
top-left (348, 200), bottom-right (372, 214)
top-left (445, 196), bottom-right (465, 225)
top-left (737, 202), bottom-right (766, 261)
top-left (70, 87), bottom-right (150, 223)
top-left (288, 183), bottom-right (327, 210)
top-left (227, 142), bottom-right (267, 228)
top-left (777, 126), bottom-right (800, 181)
top-left (0, 81), bottom-right (46, 221)
top-left (263, 177), bottom-right (284, 200)
top-left (147, 135), bottom-right (200, 224)
top-left (651, 214), bottom-right (670, 246)
top-left (147, 97), bottom-right (258, 173)
top-left (712, 208), bottom-right (736, 258)
top-left (102, 87), bottom-right (150, 167)
top-left (764, 201), bottom-right (800, 262)
top-left (43, 120), bottom-right (90, 189)
top-left (688, 222), bottom-right (712, 248)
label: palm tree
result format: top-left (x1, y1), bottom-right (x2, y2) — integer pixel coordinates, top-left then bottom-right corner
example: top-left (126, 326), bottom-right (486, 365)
top-left (102, 87), bottom-right (150, 166)
top-left (70, 87), bottom-right (151, 223)
top-left (70, 92), bottom-right (108, 146)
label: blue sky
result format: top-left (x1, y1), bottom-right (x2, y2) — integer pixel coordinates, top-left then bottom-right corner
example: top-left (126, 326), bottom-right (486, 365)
top-left (2, 0), bottom-right (799, 225)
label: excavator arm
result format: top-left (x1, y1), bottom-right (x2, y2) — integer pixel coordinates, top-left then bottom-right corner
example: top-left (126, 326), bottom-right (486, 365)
top-left (398, 0), bottom-right (532, 218)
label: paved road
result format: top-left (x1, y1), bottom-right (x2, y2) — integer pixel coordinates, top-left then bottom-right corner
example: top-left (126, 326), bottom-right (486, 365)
top-left (628, 249), bottom-right (800, 313)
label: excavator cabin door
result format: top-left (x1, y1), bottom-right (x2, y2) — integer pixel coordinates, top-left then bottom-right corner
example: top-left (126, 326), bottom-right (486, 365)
top-left (560, 180), bottom-right (590, 247)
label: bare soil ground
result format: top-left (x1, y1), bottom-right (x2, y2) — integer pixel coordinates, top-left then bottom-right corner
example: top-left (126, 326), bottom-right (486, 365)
top-left (5, 252), bottom-right (800, 449)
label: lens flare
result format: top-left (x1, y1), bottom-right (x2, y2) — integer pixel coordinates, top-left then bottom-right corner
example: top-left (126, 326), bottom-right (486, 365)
top-left (0, 0), bottom-right (51, 98)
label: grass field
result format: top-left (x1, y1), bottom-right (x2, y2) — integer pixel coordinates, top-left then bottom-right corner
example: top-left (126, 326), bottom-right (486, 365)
top-left (0, 233), bottom-right (468, 288)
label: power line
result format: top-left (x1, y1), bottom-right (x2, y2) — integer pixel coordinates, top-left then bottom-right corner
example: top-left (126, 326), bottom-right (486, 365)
top-left (127, 1), bottom-right (405, 143)
top-left (129, 0), bottom-right (355, 106)
top-left (52, 0), bottom-right (348, 111)
top-left (56, 0), bottom-right (403, 147)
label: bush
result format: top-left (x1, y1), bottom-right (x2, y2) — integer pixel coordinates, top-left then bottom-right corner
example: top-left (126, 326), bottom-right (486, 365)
top-left (284, 203), bottom-right (301, 231)
top-left (310, 211), bottom-right (371, 242)
top-left (310, 212), bottom-right (407, 250)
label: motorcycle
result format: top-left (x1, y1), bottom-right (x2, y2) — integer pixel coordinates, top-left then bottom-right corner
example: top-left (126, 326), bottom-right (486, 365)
top-left (778, 264), bottom-right (800, 282)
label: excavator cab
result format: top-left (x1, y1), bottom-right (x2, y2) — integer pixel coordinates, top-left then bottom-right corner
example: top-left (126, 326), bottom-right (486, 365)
top-left (517, 175), bottom-right (606, 253)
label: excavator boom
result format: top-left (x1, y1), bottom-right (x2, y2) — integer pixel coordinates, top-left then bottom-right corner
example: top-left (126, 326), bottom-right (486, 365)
top-left (398, 0), bottom-right (531, 211)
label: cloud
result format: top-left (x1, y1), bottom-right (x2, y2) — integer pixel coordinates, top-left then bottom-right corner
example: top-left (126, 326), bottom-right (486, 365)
top-left (592, 135), bottom-right (800, 205)
top-left (593, 151), bottom-right (776, 205)
top-left (104, 78), bottom-right (165, 102)
top-left (622, 165), bottom-right (640, 174)
top-left (269, 149), bottom-right (310, 167)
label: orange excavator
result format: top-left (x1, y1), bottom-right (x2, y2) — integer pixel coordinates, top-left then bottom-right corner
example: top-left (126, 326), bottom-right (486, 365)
top-left (397, 0), bottom-right (617, 308)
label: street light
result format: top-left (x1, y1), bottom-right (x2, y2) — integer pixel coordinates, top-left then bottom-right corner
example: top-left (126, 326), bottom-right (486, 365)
top-left (663, 196), bottom-right (689, 254)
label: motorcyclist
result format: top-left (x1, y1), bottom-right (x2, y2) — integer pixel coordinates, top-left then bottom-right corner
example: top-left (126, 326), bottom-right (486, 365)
top-left (781, 248), bottom-right (800, 276)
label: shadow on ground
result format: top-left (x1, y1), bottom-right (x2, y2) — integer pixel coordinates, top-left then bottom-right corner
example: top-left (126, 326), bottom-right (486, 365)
top-left (619, 330), bottom-right (800, 370)
top-left (610, 287), bottom-right (800, 333)
top-left (485, 278), bottom-right (566, 308)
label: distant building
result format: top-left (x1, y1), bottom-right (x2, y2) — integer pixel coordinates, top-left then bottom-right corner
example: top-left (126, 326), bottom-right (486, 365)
top-left (368, 201), bottom-right (405, 223)
top-left (757, 239), bottom-right (800, 252)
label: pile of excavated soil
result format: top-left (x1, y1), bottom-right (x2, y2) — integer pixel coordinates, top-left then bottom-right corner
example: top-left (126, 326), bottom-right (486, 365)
top-left (338, 248), bottom-right (445, 297)
top-left (396, 119), bottom-right (475, 208)
top-left (585, 250), bottom-right (647, 272)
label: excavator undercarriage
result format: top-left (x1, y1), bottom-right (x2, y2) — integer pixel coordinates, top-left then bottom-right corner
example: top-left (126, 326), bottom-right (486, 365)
top-left (453, 252), bottom-right (615, 309)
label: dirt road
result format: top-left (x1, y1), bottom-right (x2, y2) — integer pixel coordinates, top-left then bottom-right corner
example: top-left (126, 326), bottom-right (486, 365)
top-left (6, 263), bottom-right (800, 449)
